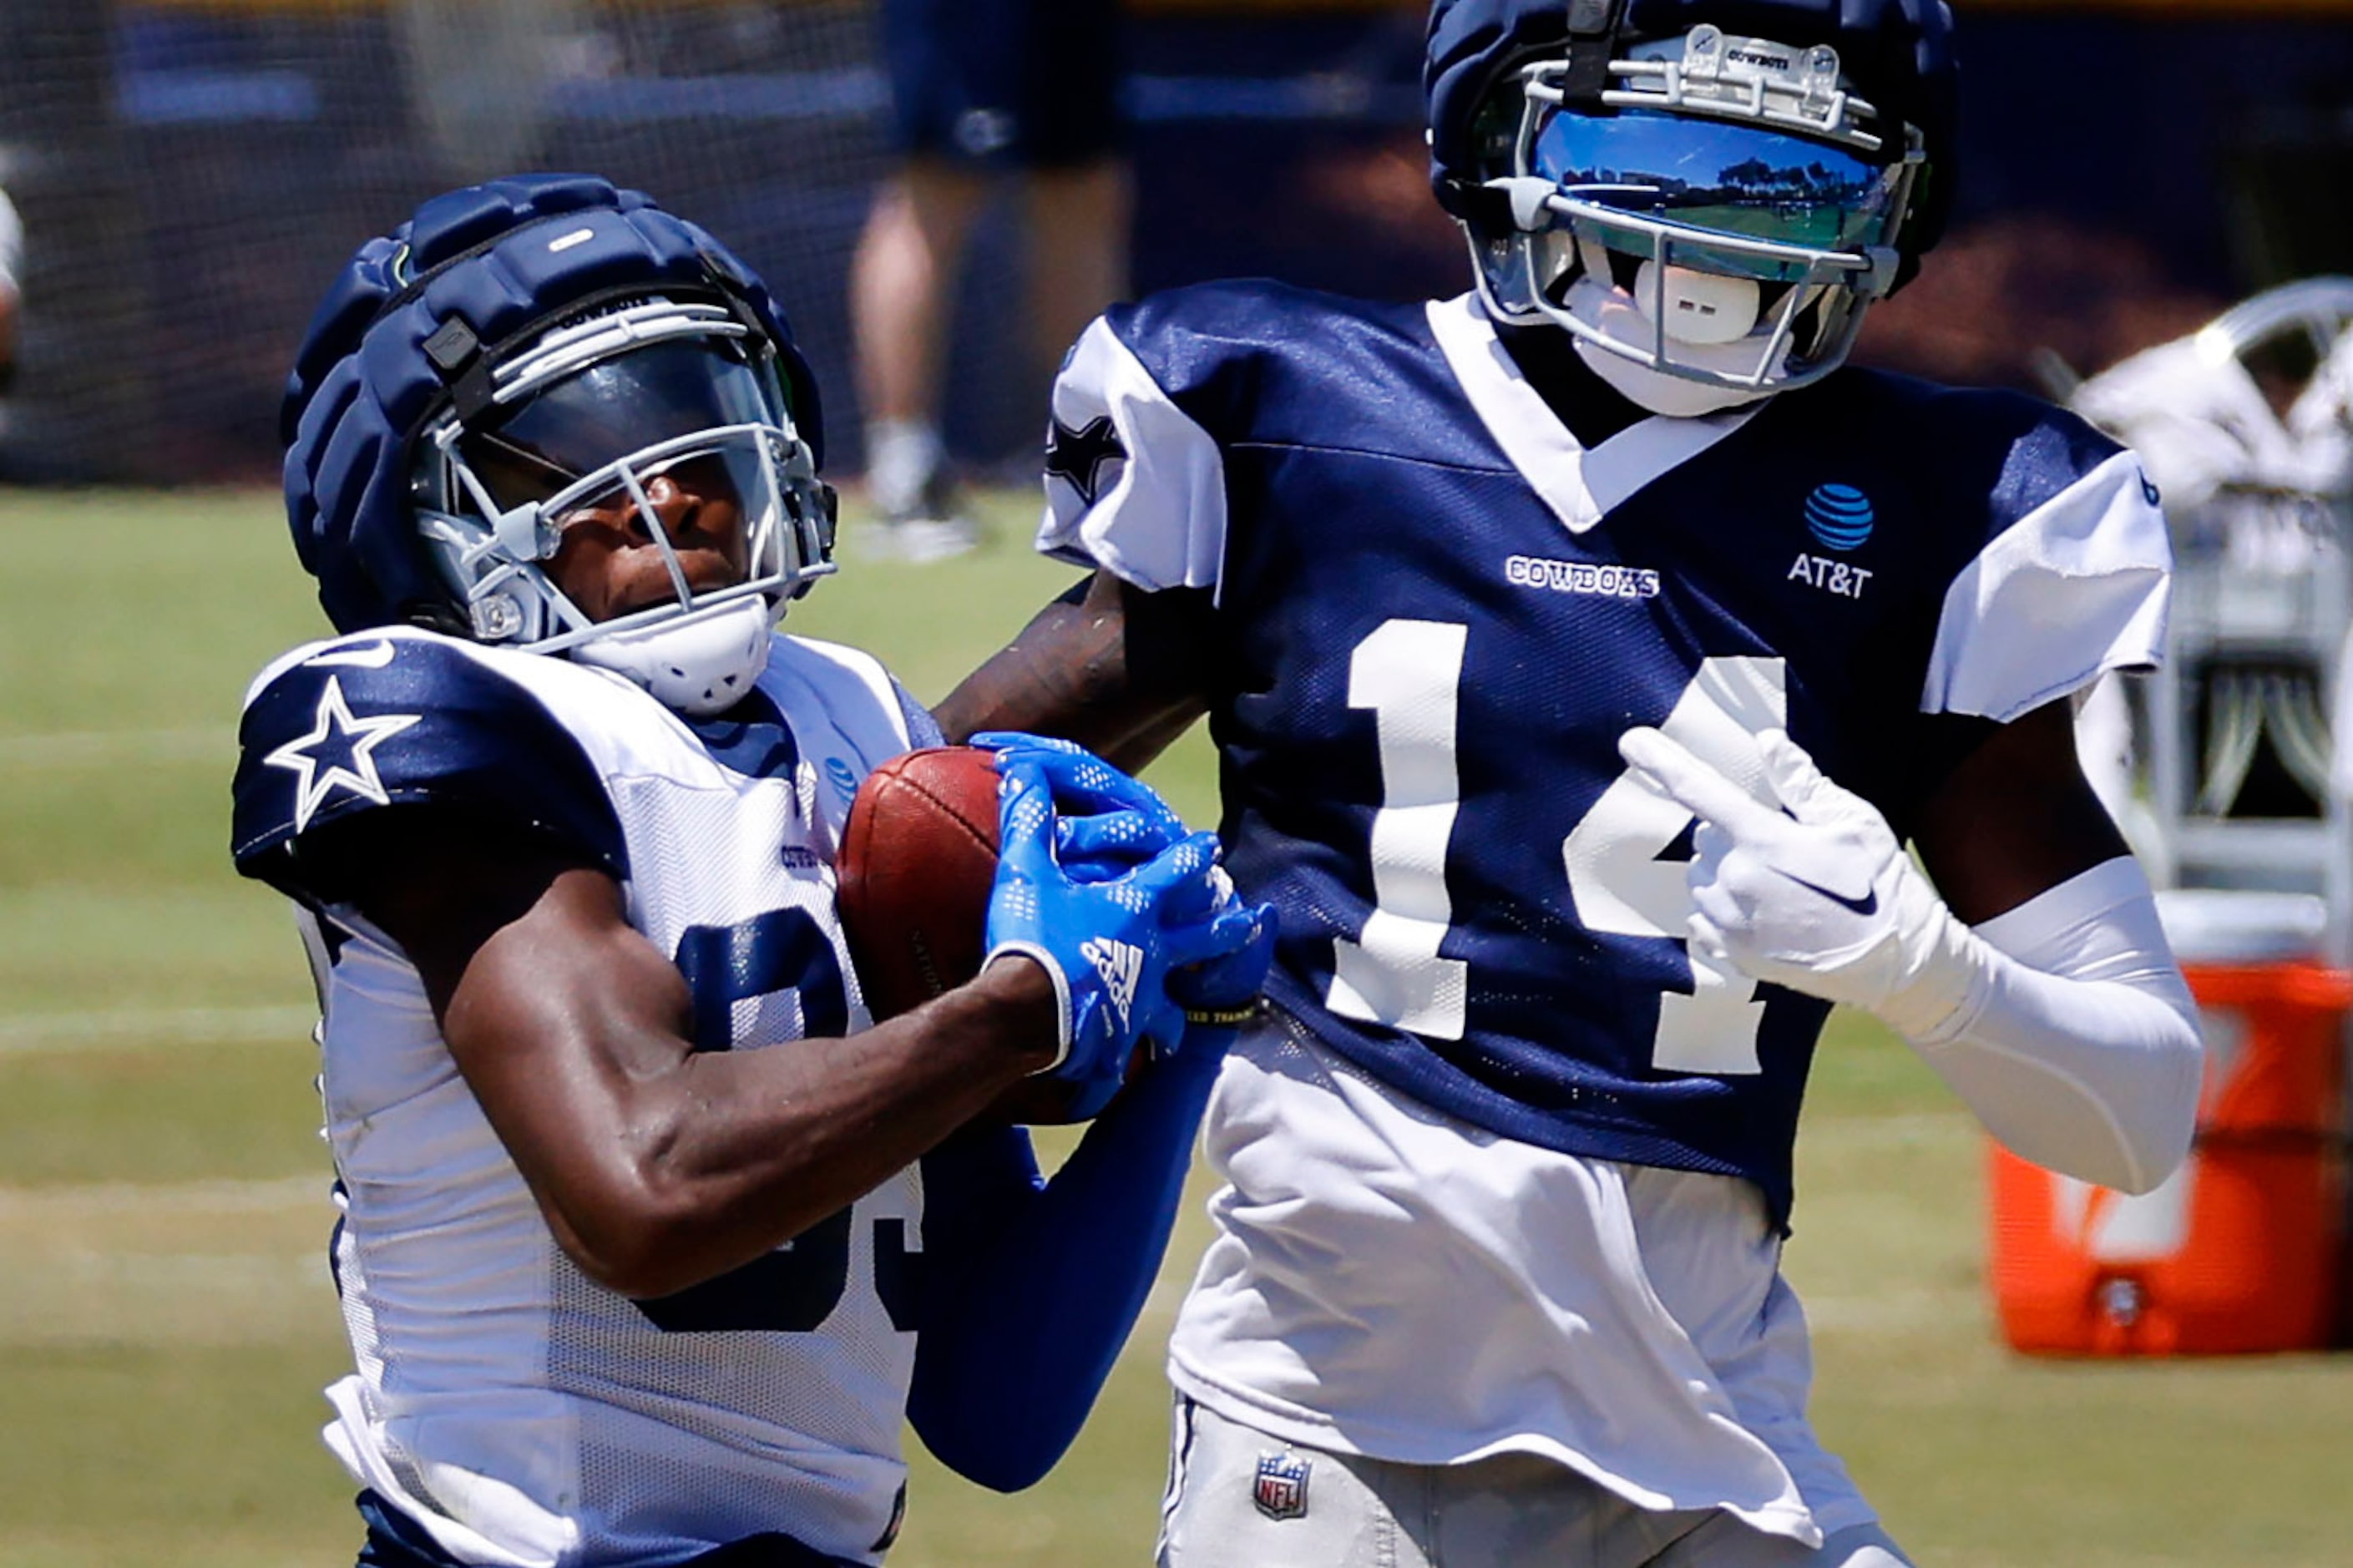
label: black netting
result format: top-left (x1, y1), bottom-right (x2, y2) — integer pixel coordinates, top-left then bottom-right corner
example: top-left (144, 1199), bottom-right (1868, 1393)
top-left (0, 1), bottom-right (891, 483)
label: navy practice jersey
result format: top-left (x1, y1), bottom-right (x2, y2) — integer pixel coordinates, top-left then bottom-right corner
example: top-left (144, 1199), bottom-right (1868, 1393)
top-left (228, 627), bottom-right (971, 1565)
top-left (1040, 283), bottom-right (2170, 1222)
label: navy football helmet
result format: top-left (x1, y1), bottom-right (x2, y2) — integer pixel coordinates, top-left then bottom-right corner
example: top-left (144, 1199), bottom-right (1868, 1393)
top-left (1425, 0), bottom-right (1957, 414)
top-left (282, 175), bottom-right (837, 715)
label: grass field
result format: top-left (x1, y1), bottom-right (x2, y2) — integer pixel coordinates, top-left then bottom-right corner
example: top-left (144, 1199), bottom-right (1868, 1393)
top-left (4, 484), bottom-right (2352, 1565)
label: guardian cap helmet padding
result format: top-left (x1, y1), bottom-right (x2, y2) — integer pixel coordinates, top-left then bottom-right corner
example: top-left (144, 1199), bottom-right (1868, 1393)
top-left (281, 175), bottom-right (837, 715)
top-left (1424, 0), bottom-right (1957, 412)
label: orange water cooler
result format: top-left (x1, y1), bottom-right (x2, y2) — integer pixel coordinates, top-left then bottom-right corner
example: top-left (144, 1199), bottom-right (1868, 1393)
top-left (1988, 893), bottom-right (2353, 1356)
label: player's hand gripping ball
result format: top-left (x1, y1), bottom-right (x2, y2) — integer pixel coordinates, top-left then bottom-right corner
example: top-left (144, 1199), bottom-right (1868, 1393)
top-left (984, 747), bottom-right (1258, 1116)
top-left (836, 739), bottom-right (1241, 1121)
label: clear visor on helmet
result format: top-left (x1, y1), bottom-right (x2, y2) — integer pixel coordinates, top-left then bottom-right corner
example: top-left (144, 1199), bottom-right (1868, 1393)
top-left (1529, 106), bottom-right (1906, 284)
top-left (461, 339), bottom-right (784, 516)
top-left (423, 331), bottom-right (835, 650)
top-left (534, 440), bottom-right (783, 583)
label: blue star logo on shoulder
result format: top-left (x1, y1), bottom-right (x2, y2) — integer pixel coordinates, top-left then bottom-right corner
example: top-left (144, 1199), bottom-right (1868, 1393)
top-left (1045, 414), bottom-right (1126, 508)
top-left (262, 675), bottom-right (422, 832)
top-left (1251, 1449), bottom-right (1312, 1521)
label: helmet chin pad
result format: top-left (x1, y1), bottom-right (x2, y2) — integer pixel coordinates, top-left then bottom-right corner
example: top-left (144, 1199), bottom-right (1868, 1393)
top-left (1573, 334), bottom-right (1779, 418)
top-left (570, 594), bottom-right (777, 716)
top-left (1565, 276), bottom-right (1795, 407)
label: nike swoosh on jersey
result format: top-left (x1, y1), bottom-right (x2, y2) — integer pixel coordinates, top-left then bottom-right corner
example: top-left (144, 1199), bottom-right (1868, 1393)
top-left (305, 640), bottom-right (398, 670)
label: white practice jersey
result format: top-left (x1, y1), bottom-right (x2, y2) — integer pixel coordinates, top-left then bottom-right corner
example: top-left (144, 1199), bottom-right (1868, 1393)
top-left (232, 626), bottom-right (941, 1567)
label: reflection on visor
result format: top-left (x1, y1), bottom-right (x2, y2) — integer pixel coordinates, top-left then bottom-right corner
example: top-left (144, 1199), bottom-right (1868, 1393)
top-left (530, 430), bottom-right (797, 626)
top-left (1531, 107), bottom-right (1902, 278)
top-left (463, 340), bottom-right (783, 510)
top-left (551, 447), bottom-right (758, 534)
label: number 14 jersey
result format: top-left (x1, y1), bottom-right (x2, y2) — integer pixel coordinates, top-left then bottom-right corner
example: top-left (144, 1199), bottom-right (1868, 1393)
top-left (1040, 284), bottom-right (2171, 1227)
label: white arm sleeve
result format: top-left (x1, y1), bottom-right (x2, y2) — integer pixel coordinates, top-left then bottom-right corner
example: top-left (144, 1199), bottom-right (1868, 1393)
top-left (1035, 316), bottom-right (1228, 594)
top-left (1908, 857), bottom-right (2203, 1196)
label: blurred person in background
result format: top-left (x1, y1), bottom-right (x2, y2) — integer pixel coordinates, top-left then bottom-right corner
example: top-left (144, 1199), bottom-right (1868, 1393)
top-left (939, 0), bottom-right (2205, 1562)
top-left (232, 174), bottom-right (1270, 1567)
top-left (848, 0), bottom-right (1131, 561)
top-left (0, 180), bottom-right (22, 393)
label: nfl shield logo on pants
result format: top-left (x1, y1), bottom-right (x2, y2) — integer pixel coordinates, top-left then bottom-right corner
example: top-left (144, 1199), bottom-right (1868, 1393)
top-left (1252, 1450), bottom-right (1311, 1520)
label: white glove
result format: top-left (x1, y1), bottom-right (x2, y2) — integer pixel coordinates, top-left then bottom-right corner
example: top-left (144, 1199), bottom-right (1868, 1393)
top-left (1620, 726), bottom-right (2202, 1191)
top-left (1617, 726), bottom-right (1978, 1041)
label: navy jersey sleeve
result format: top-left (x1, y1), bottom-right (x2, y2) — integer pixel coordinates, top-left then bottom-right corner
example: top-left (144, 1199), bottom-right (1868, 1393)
top-left (230, 635), bottom-right (625, 903)
top-left (1039, 280), bottom-right (1386, 594)
top-left (1038, 291), bottom-right (1244, 592)
top-left (1039, 281), bottom-right (1474, 595)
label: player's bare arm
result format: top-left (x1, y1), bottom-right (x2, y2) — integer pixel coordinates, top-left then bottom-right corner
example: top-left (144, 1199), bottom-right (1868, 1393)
top-left (314, 808), bottom-right (1059, 1301)
top-left (236, 175), bottom-right (1286, 1565)
top-left (1914, 699), bottom-right (2130, 923)
top-left (934, 569), bottom-right (1211, 768)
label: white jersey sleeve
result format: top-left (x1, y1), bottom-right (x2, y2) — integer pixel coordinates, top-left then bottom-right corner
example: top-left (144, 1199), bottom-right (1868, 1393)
top-left (1920, 448), bottom-right (2172, 723)
top-left (1036, 315), bottom-right (1230, 594)
top-left (767, 635), bottom-right (929, 757)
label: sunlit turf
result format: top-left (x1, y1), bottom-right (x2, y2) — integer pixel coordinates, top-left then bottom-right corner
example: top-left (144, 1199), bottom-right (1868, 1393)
top-left (0, 1342), bottom-right (357, 1568)
top-left (5, 486), bottom-right (2353, 1565)
top-left (0, 1040), bottom-right (326, 1186)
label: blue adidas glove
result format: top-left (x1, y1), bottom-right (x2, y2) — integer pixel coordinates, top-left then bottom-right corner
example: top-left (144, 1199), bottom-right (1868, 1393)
top-left (971, 731), bottom-right (1187, 883)
top-left (1171, 898), bottom-right (1278, 1025)
top-left (978, 727), bottom-right (1276, 1029)
top-left (985, 755), bottom-right (1257, 1091)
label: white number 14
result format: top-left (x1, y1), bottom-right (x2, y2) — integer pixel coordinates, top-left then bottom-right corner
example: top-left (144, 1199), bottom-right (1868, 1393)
top-left (1325, 619), bottom-right (1786, 1077)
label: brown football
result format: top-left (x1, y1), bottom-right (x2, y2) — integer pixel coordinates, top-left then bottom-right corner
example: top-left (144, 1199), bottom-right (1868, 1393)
top-left (837, 746), bottom-right (1002, 1022)
top-left (836, 745), bottom-right (1108, 1124)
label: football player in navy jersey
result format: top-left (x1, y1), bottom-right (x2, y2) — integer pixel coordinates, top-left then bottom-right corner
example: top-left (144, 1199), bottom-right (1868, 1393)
top-left (937, 1), bottom-right (2204, 1563)
top-left (231, 175), bottom-right (1272, 1568)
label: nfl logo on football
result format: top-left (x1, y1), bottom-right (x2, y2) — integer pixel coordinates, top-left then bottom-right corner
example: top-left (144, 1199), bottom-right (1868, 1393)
top-left (1252, 1450), bottom-right (1312, 1521)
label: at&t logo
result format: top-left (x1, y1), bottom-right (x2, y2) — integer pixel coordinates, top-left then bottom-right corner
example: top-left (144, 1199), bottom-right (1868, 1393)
top-left (1789, 482), bottom-right (1875, 600)
top-left (1803, 483), bottom-right (1875, 549)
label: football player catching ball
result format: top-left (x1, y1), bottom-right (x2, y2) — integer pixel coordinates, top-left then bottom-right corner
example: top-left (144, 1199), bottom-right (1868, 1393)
top-left (231, 175), bottom-right (1271, 1568)
top-left (939, 1), bottom-right (2204, 1563)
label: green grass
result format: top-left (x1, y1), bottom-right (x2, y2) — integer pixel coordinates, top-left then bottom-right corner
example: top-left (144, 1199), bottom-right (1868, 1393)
top-left (0, 1343), bottom-right (357, 1567)
top-left (0, 1041), bottom-right (327, 1186)
top-left (6, 485), bottom-right (2353, 1565)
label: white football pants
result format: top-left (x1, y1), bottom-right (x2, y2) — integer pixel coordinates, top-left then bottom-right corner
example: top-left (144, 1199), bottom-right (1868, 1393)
top-left (1156, 1398), bottom-right (1915, 1568)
